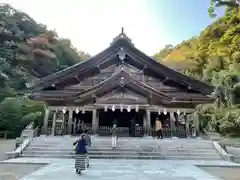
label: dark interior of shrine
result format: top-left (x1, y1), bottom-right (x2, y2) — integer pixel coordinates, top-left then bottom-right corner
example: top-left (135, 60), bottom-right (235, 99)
top-left (98, 109), bottom-right (145, 127)
top-left (73, 111), bottom-right (92, 125)
top-left (150, 112), bottom-right (170, 128)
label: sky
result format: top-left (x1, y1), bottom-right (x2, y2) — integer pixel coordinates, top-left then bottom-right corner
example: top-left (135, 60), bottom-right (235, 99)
top-left (1, 0), bottom-right (223, 56)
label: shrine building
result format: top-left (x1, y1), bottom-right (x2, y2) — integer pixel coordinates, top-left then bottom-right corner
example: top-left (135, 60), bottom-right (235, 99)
top-left (27, 29), bottom-right (214, 138)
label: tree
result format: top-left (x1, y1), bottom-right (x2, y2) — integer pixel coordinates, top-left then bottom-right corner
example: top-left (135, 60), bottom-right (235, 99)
top-left (154, 3), bottom-right (240, 136)
top-left (0, 4), bottom-right (92, 138)
top-left (0, 98), bottom-right (23, 138)
top-left (209, 0), bottom-right (240, 17)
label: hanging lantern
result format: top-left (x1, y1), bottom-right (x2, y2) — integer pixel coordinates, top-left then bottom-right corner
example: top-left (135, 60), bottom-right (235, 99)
top-left (62, 107), bottom-right (66, 114)
top-left (75, 108), bottom-right (79, 114)
top-left (112, 105), bottom-right (115, 112)
top-left (158, 108), bottom-right (161, 115)
top-left (163, 109), bottom-right (167, 115)
top-left (120, 105), bottom-right (123, 112)
top-left (104, 105), bottom-right (108, 112)
top-left (176, 109), bottom-right (180, 115)
top-left (127, 105), bottom-right (131, 112)
top-left (135, 105), bottom-right (139, 112)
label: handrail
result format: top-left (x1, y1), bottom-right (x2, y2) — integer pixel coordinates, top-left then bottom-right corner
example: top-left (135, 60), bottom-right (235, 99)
top-left (32, 126), bottom-right (39, 138)
top-left (0, 131), bottom-right (8, 139)
top-left (212, 140), bottom-right (234, 162)
top-left (5, 122), bottom-right (39, 160)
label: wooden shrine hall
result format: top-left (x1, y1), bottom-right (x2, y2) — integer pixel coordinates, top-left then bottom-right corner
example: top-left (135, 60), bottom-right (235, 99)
top-left (27, 29), bottom-right (214, 138)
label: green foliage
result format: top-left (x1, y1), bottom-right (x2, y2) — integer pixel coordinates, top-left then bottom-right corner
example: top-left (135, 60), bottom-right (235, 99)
top-left (0, 97), bottom-right (45, 138)
top-left (208, 0), bottom-right (240, 18)
top-left (196, 104), bottom-right (240, 136)
top-left (0, 4), bottom-right (90, 138)
top-left (153, 6), bottom-right (240, 136)
top-left (0, 3), bottom-right (90, 95)
top-left (0, 98), bottom-right (23, 138)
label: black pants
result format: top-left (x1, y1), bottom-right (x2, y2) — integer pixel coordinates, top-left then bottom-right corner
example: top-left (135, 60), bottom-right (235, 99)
top-left (156, 129), bottom-right (163, 139)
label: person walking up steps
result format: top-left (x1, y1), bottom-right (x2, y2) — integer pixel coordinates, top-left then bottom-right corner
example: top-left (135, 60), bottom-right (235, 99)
top-left (73, 134), bottom-right (88, 175)
top-left (111, 124), bottom-right (119, 150)
top-left (82, 129), bottom-right (91, 168)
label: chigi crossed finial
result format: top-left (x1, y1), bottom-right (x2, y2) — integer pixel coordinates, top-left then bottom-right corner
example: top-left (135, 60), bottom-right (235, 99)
top-left (121, 27), bottom-right (124, 34)
top-left (110, 27), bottom-right (134, 46)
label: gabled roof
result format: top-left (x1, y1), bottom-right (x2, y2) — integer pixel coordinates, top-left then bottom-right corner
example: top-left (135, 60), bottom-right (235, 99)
top-left (27, 29), bottom-right (213, 95)
top-left (72, 67), bottom-right (172, 105)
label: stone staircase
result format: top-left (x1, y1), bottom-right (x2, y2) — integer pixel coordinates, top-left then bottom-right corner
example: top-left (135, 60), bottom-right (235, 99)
top-left (22, 136), bottom-right (223, 160)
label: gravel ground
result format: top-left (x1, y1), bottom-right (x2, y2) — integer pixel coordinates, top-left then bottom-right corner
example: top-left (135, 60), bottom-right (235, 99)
top-left (0, 163), bottom-right (44, 180)
top-left (200, 166), bottom-right (240, 180)
top-left (0, 139), bottom-right (15, 161)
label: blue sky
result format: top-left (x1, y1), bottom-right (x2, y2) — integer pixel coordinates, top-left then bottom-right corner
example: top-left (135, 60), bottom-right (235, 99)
top-left (2, 0), bottom-right (223, 55)
top-left (149, 0), bottom-right (223, 45)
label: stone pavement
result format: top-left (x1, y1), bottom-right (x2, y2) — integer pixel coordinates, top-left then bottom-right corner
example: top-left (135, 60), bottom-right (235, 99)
top-left (0, 139), bottom-right (15, 161)
top-left (4, 158), bottom-right (240, 180)
top-left (200, 166), bottom-right (240, 180)
top-left (0, 163), bottom-right (43, 180)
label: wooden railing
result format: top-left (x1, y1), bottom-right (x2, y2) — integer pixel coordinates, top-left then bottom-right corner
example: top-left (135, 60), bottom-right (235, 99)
top-left (44, 124), bottom-right (186, 138)
top-left (98, 126), bottom-right (111, 136)
top-left (98, 126), bottom-right (144, 137)
top-left (84, 124), bottom-right (93, 134)
top-left (150, 127), bottom-right (187, 138)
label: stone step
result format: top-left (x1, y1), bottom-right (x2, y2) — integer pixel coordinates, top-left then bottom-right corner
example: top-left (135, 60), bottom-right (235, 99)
top-left (24, 137), bottom-right (222, 161)
top-left (35, 137), bottom-right (211, 142)
top-left (30, 144), bottom-right (214, 148)
top-left (21, 154), bottom-right (222, 160)
top-left (29, 143), bottom-right (215, 149)
top-left (31, 139), bottom-right (213, 143)
top-left (32, 138), bottom-right (213, 143)
top-left (23, 150), bottom-right (220, 157)
top-left (26, 147), bottom-right (217, 153)
top-left (31, 140), bottom-right (213, 143)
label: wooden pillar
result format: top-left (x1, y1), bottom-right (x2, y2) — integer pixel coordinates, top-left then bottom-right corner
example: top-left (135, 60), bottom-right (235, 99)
top-left (96, 111), bottom-right (99, 133)
top-left (184, 114), bottom-right (190, 137)
top-left (170, 112), bottom-right (175, 137)
top-left (193, 112), bottom-right (200, 136)
top-left (60, 112), bottom-right (65, 134)
top-left (73, 117), bottom-right (77, 134)
top-left (92, 109), bottom-right (97, 133)
top-left (143, 114), bottom-right (147, 136)
top-left (68, 109), bottom-right (73, 134)
top-left (146, 108), bottom-right (151, 136)
top-left (51, 111), bottom-right (56, 136)
top-left (43, 108), bottom-right (49, 135)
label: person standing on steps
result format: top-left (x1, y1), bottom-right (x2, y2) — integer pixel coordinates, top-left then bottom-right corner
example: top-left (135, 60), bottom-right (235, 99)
top-left (130, 119), bottom-right (136, 137)
top-left (81, 129), bottom-right (91, 168)
top-left (155, 118), bottom-right (163, 139)
top-left (111, 124), bottom-right (119, 150)
top-left (79, 120), bottom-right (85, 134)
top-left (73, 134), bottom-right (88, 175)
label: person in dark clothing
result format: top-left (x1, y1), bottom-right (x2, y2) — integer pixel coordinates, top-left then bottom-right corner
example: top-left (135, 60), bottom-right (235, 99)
top-left (130, 119), bottom-right (136, 137)
top-left (81, 129), bottom-right (91, 168)
top-left (73, 134), bottom-right (88, 175)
